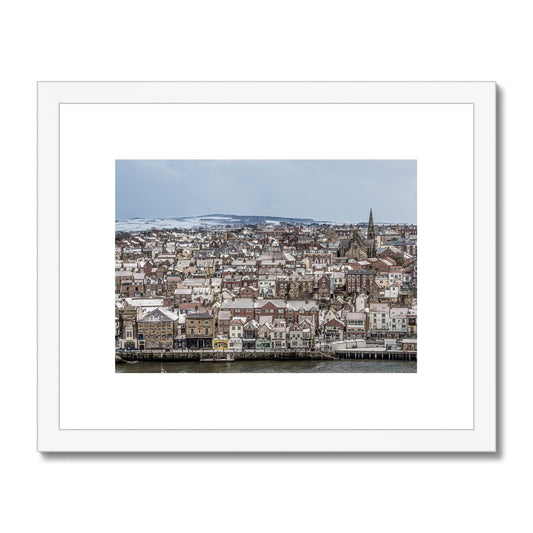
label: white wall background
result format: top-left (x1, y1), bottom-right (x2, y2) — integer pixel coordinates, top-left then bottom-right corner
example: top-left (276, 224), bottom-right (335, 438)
top-left (0, 1), bottom-right (523, 532)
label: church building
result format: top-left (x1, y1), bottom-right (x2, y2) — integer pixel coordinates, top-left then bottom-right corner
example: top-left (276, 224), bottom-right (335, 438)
top-left (337, 208), bottom-right (377, 260)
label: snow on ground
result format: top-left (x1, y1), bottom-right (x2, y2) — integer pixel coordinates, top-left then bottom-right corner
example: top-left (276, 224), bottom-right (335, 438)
top-left (115, 214), bottom-right (332, 232)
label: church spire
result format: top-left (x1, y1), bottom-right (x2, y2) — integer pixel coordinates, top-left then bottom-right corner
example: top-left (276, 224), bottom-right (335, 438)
top-left (367, 208), bottom-right (375, 240)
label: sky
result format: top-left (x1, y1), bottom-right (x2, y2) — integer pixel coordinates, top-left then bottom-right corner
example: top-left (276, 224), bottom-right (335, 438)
top-left (115, 160), bottom-right (416, 224)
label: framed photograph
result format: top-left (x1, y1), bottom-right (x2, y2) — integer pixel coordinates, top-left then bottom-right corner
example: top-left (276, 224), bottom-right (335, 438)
top-left (37, 81), bottom-right (496, 452)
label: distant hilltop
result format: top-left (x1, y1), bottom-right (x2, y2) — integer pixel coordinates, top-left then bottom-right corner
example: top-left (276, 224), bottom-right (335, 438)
top-left (115, 213), bottom-right (411, 232)
top-left (115, 214), bottom-right (332, 232)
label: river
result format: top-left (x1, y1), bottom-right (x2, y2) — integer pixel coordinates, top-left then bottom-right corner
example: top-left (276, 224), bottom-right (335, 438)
top-left (116, 359), bottom-right (416, 373)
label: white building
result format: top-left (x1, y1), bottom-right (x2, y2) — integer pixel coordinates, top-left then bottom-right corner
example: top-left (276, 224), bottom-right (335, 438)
top-left (229, 317), bottom-right (245, 339)
top-left (355, 293), bottom-right (367, 312)
top-left (271, 326), bottom-right (287, 349)
top-left (383, 282), bottom-right (400, 299)
top-left (258, 276), bottom-right (277, 297)
top-left (389, 307), bottom-right (408, 334)
top-left (369, 303), bottom-right (390, 334)
top-left (345, 312), bottom-right (366, 338)
top-left (288, 323), bottom-right (305, 349)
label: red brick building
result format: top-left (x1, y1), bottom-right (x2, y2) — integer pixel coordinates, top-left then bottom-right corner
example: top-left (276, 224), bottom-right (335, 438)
top-left (220, 298), bottom-right (319, 332)
top-left (346, 269), bottom-right (376, 294)
top-left (221, 275), bottom-right (243, 292)
top-left (317, 274), bottom-right (331, 300)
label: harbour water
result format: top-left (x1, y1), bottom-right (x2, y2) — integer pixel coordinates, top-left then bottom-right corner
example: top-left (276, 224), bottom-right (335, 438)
top-left (116, 359), bottom-right (416, 373)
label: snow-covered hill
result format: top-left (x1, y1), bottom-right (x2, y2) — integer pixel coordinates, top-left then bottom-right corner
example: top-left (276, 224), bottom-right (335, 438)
top-left (115, 214), bottom-right (331, 232)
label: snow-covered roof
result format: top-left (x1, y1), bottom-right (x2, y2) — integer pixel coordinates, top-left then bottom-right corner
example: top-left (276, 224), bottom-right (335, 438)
top-left (125, 297), bottom-right (165, 307)
top-left (140, 307), bottom-right (178, 322)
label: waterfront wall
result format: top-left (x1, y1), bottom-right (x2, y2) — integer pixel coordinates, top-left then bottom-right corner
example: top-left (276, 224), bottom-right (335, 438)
top-left (116, 349), bottom-right (416, 362)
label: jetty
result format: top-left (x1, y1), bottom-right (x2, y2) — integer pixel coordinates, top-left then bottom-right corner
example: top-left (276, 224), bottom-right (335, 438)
top-left (334, 348), bottom-right (416, 361)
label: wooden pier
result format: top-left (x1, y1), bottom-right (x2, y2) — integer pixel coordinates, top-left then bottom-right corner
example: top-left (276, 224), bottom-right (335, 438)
top-left (334, 350), bottom-right (417, 361)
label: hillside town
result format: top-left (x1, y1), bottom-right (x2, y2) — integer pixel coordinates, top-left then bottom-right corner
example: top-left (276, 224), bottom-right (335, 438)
top-left (115, 210), bottom-right (417, 357)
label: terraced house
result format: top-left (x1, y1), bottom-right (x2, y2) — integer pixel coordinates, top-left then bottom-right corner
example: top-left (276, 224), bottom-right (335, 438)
top-left (185, 313), bottom-right (215, 349)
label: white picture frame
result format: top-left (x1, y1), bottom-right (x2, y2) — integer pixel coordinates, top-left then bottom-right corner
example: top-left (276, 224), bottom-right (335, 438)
top-left (37, 81), bottom-right (496, 452)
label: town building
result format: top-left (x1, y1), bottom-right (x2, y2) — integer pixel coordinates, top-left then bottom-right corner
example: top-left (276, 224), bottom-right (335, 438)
top-left (345, 312), bottom-right (366, 339)
top-left (118, 307), bottom-right (142, 350)
top-left (138, 307), bottom-right (178, 350)
top-left (185, 313), bottom-right (215, 349)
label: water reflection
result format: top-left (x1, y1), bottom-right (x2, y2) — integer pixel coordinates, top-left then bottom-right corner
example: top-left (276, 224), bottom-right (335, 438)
top-left (116, 360), bottom-right (417, 373)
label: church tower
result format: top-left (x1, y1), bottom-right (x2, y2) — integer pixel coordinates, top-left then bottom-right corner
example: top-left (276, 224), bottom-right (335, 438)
top-left (367, 208), bottom-right (376, 240)
top-left (366, 208), bottom-right (376, 258)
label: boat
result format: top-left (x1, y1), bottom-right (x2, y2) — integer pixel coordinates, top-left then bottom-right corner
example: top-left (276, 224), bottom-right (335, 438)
top-left (199, 353), bottom-right (235, 362)
top-left (115, 355), bottom-right (138, 365)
